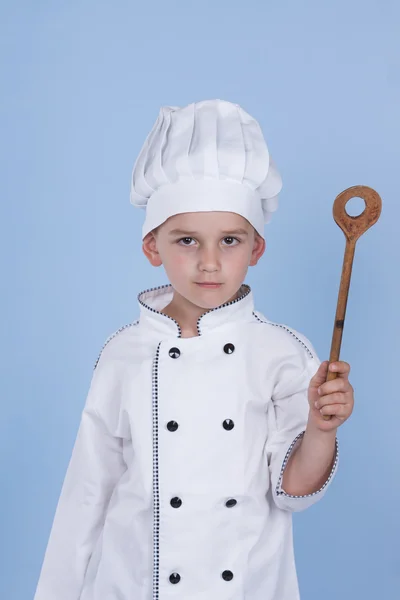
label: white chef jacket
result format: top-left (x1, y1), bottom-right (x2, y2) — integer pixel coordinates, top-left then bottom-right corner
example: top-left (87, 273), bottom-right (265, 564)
top-left (34, 282), bottom-right (339, 600)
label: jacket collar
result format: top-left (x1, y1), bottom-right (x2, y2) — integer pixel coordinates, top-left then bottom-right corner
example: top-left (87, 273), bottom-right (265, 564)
top-left (137, 283), bottom-right (255, 338)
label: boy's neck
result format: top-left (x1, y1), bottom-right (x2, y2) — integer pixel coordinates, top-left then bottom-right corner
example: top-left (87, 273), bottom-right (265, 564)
top-left (160, 286), bottom-right (242, 338)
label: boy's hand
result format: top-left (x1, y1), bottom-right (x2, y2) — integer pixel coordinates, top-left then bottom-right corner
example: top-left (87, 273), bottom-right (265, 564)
top-left (308, 361), bottom-right (354, 432)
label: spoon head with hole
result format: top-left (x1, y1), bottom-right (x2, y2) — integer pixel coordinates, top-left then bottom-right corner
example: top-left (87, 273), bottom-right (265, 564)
top-left (333, 185), bottom-right (382, 243)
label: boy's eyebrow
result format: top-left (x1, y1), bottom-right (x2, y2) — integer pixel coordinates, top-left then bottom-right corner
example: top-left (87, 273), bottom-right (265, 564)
top-left (168, 228), bottom-right (249, 236)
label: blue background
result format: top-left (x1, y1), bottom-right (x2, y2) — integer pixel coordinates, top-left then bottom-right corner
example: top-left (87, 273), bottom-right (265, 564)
top-left (1, 1), bottom-right (399, 598)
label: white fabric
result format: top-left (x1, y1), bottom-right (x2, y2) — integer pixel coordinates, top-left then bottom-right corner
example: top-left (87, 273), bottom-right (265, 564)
top-left (34, 283), bottom-right (339, 600)
top-left (130, 100), bottom-right (282, 239)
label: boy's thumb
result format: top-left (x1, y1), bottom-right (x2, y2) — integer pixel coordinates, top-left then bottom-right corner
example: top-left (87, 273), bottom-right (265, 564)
top-left (311, 361), bottom-right (329, 386)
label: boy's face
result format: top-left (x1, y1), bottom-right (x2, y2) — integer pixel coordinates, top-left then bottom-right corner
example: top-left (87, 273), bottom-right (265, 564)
top-left (142, 211), bottom-right (266, 310)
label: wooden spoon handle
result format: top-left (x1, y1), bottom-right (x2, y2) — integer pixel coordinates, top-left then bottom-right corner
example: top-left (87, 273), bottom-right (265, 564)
top-left (325, 239), bottom-right (355, 382)
top-left (322, 186), bottom-right (382, 421)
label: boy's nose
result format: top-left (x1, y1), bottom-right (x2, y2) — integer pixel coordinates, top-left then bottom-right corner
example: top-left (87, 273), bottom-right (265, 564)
top-left (198, 248), bottom-right (220, 270)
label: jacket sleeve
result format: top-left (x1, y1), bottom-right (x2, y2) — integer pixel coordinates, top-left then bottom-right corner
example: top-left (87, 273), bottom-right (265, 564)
top-left (265, 333), bottom-right (339, 513)
top-left (34, 355), bottom-right (127, 600)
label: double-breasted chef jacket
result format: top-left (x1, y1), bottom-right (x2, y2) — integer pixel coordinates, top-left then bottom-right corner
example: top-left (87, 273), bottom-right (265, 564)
top-left (34, 282), bottom-right (339, 600)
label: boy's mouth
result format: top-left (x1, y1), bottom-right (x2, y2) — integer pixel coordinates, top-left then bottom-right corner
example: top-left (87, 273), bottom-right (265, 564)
top-left (196, 282), bottom-right (222, 288)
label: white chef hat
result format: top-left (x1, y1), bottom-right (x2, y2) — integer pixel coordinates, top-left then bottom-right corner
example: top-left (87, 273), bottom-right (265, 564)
top-left (130, 99), bottom-right (282, 240)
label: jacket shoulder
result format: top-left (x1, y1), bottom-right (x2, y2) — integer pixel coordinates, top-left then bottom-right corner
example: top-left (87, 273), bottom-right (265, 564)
top-left (253, 310), bottom-right (321, 400)
top-left (93, 320), bottom-right (140, 370)
top-left (252, 309), bottom-right (319, 361)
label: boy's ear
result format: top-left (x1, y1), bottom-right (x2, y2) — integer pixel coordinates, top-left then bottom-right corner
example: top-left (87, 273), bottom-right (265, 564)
top-left (249, 233), bottom-right (266, 266)
top-left (142, 231), bottom-right (163, 267)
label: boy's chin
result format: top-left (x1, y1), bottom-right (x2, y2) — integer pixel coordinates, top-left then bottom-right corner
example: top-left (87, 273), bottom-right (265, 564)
top-left (190, 285), bottom-right (239, 309)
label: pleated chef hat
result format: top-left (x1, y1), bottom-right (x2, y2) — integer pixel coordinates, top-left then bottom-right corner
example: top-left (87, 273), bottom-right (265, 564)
top-left (130, 99), bottom-right (282, 240)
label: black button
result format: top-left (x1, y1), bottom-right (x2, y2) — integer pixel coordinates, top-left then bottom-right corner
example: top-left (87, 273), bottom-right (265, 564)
top-left (170, 497), bottom-right (182, 508)
top-left (225, 498), bottom-right (237, 508)
top-left (167, 421), bottom-right (179, 432)
top-left (169, 572), bottom-right (181, 584)
top-left (169, 347), bottom-right (181, 359)
top-left (223, 343), bottom-right (235, 354)
top-left (222, 570), bottom-right (234, 581)
top-left (223, 419), bottom-right (234, 430)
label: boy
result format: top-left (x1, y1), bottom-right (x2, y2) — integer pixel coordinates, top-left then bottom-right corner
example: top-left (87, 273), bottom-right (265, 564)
top-left (34, 99), bottom-right (354, 599)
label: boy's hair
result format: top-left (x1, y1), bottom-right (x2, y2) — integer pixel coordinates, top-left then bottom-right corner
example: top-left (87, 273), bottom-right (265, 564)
top-left (147, 225), bottom-right (160, 239)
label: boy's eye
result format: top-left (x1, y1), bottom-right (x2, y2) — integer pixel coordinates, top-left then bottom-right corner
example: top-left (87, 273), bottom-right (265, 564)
top-left (177, 237), bottom-right (240, 246)
top-left (223, 237), bottom-right (238, 245)
top-left (178, 237), bottom-right (195, 246)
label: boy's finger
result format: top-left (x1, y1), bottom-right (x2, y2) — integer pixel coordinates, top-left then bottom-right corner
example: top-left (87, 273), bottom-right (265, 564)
top-left (315, 392), bottom-right (349, 408)
top-left (328, 361), bottom-right (351, 378)
top-left (318, 403), bottom-right (347, 418)
top-left (318, 377), bottom-right (351, 396)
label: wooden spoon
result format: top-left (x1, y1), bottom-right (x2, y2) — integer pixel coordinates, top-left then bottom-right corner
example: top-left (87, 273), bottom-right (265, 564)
top-left (323, 185), bottom-right (382, 421)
